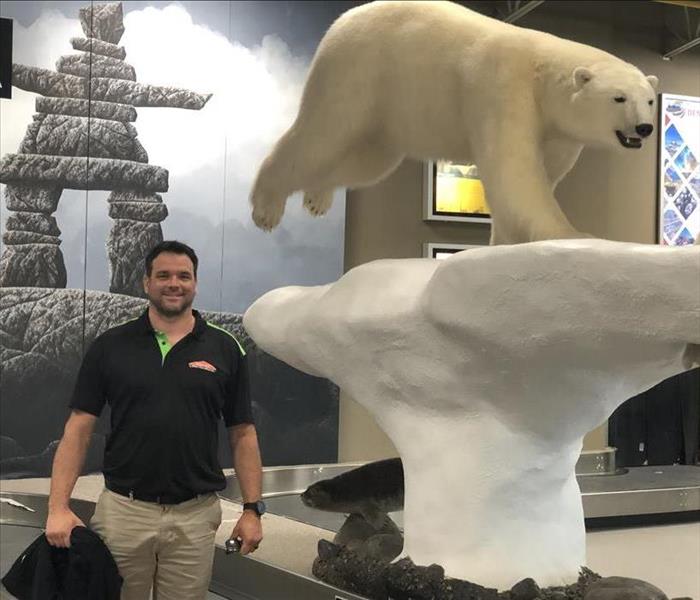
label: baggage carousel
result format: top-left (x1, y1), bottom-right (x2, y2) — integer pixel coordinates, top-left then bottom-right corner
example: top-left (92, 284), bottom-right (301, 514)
top-left (2, 453), bottom-right (699, 600)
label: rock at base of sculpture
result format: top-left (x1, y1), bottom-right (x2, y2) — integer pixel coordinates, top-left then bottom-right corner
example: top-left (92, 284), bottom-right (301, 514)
top-left (312, 543), bottom-right (610, 600)
top-left (333, 513), bottom-right (403, 562)
top-left (0, 244), bottom-right (66, 288)
top-left (583, 576), bottom-right (671, 600)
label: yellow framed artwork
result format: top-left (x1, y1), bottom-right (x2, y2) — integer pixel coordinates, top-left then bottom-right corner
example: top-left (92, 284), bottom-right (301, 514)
top-left (423, 160), bottom-right (492, 223)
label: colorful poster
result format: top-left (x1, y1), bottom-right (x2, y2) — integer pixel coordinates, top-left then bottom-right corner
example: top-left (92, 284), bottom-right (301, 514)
top-left (658, 94), bottom-right (700, 246)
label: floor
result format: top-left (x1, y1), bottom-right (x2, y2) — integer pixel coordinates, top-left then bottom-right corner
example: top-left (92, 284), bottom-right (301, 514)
top-left (2, 476), bottom-right (698, 599)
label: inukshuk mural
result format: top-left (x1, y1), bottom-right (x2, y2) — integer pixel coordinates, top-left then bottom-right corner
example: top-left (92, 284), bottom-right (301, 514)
top-left (0, 2), bottom-right (211, 296)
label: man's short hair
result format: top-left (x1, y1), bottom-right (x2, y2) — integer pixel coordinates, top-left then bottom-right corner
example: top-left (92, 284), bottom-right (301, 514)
top-left (145, 241), bottom-right (199, 277)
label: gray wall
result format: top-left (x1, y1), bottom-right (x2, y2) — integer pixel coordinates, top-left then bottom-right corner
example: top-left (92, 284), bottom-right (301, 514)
top-left (339, 1), bottom-right (700, 461)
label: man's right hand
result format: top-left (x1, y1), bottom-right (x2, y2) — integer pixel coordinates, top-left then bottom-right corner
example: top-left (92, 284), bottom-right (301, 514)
top-left (45, 508), bottom-right (85, 548)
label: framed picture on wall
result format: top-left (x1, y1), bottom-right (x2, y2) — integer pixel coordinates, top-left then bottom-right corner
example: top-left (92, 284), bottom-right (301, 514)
top-left (423, 243), bottom-right (481, 260)
top-left (657, 93), bottom-right (700, 246)
top-left (423, 160), bottom-right (492, 224)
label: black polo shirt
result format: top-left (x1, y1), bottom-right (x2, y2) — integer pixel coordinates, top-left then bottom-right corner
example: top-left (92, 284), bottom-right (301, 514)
top-left (70, 309), bottom-right (253, 501)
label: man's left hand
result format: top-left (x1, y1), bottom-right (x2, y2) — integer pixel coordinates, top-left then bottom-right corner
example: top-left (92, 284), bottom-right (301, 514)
top-left (231, 510), bottom-right (263, 555)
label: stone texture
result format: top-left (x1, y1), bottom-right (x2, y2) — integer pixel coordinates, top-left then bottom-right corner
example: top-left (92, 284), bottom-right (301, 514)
top-left (1, 434), bottom-right (105, 479)
top-left (36, 97), bottom-right (137, 122)
top-left (312, 540), bottom-right (389, 600)
top-left (0, 288), bottom-right (248, 384)
top-left (19, 116), bottom-right (41, 155)
top-left (0, 154), bottom-right (169, 192)
top-left (2, 2), bottom-right (213, 295)
top-left (6, 213), bottom-right (60, 237)
top-left (108, 201), bottom-right (168, 222)
top-left (71, 37), bottom-right (126, 60)
top-left (312, 543), bottom-right (607, 600)
top-left (509, 578), bottom-right (541, 600)
top-left (13, 66), bottom-right (210, 110)
top-left (79, 3), bottom-right (124, 44)
top-left (583, 577), bottom-right (668, 600)
top-left (3, 231), bottom-right (61, 246)
top-left (90, 78), bottom-right (212, 109)
top-left (19, 114), bottom-right (148, 162)
top-left (108, 190), bottom-right (163, 204)
top-left (107, 219), bottom-right (163, 297)
top-left (333, 513), bottom-right (403, 562)
top-left (385, 559), bottom-right (447, 600)
top-left (334, 513), bottom-right (398, 548)
top-left (57, 53), bottom-right (136, 81)
top-left (0, 286), bottom-right (338, 471)
top-left (359, 534), bottom-right (403, 562)
top-left (4, 184), bottom-right (62, 213)
top-left (12, 64), bottom-right (87, 98)
top-left (0, 288), bottom-right (247, 459)
top-left (0, 245), bottom-right (66, 288)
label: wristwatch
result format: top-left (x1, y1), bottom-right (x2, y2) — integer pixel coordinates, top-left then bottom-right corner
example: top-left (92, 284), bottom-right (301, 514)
top-left (243, 500), bottom-right (266, 517)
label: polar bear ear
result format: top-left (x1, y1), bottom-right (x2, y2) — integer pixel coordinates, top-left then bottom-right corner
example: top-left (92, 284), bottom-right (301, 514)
top-left (646, 75), bottom-right (659, 90)
top-left (573, 67), bottom-right (593, 90)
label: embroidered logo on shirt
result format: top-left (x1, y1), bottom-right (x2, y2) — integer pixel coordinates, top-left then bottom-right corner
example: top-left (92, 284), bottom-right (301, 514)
top-left (189, 360), bottom-right (217, 373)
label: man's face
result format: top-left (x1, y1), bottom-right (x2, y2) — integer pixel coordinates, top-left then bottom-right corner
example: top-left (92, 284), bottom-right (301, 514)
top-left (143, 252), bottom-right (197, 318)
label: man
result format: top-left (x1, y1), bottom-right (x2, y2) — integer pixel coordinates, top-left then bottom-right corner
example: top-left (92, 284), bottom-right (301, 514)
top-left (45, 241), bottom-right (264, 600)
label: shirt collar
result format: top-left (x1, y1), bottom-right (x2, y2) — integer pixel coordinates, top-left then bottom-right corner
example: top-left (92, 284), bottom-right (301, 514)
top-left (137, 308), bottom-right (207, 339)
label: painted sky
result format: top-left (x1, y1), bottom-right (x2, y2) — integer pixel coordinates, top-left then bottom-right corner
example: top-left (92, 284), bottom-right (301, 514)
top-left (0, 1), bottom-right (359, 312)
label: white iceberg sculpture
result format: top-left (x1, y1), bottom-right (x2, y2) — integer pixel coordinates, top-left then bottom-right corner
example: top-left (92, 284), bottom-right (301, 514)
top-left (243, 239), bottom-right (700, 589)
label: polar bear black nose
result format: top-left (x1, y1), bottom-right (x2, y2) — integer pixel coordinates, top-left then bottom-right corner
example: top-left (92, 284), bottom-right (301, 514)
top-left (635, 123), bottom-right (653, 138)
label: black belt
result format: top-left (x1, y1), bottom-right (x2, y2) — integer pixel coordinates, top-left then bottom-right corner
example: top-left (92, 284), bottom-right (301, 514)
top-left (106, 482), bottom-right (199, 505)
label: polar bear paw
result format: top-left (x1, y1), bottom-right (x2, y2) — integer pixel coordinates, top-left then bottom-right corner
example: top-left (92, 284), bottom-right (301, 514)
top-left (251, 191), bottom-right (286, 231)
top-left (303, 189), bottom-right (334, 217)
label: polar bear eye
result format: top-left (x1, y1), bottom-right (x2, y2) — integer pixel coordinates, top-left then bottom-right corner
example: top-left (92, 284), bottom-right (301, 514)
top-left (614, 96), bottom-right (627, 103)
top-left (648, 99), bottom-right (654, 106)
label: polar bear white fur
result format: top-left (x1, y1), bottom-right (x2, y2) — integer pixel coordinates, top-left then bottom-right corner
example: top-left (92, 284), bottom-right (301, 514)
top-left (250, 0), bottom-right (658, 244)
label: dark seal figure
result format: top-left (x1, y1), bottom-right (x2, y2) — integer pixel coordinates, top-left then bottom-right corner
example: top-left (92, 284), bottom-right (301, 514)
top-left (301, 457), bottom-right (403, 527)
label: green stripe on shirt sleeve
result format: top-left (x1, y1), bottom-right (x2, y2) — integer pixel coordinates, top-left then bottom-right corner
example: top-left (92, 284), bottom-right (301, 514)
top-left (205, 321), bottom-right (246, 356)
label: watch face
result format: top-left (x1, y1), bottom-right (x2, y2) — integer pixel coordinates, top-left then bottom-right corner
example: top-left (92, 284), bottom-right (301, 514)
top-left (244, 500), bottom-right (266, 515)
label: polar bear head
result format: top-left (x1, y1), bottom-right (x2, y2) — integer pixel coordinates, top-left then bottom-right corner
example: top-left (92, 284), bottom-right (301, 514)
top-left (561, 62), bottom-right (658, 150)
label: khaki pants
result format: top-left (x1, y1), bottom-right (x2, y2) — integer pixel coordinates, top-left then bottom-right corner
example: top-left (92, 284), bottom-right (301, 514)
top-left (90, 489), bottom-right (222, 600)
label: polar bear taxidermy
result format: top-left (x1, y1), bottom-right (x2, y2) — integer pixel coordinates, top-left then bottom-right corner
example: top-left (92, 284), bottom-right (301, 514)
top-left (250, 0), bottom-right (658, 244)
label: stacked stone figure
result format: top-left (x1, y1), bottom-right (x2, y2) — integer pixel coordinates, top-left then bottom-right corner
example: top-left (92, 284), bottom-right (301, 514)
top-left (0, 2), bottom-right (211, 296)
